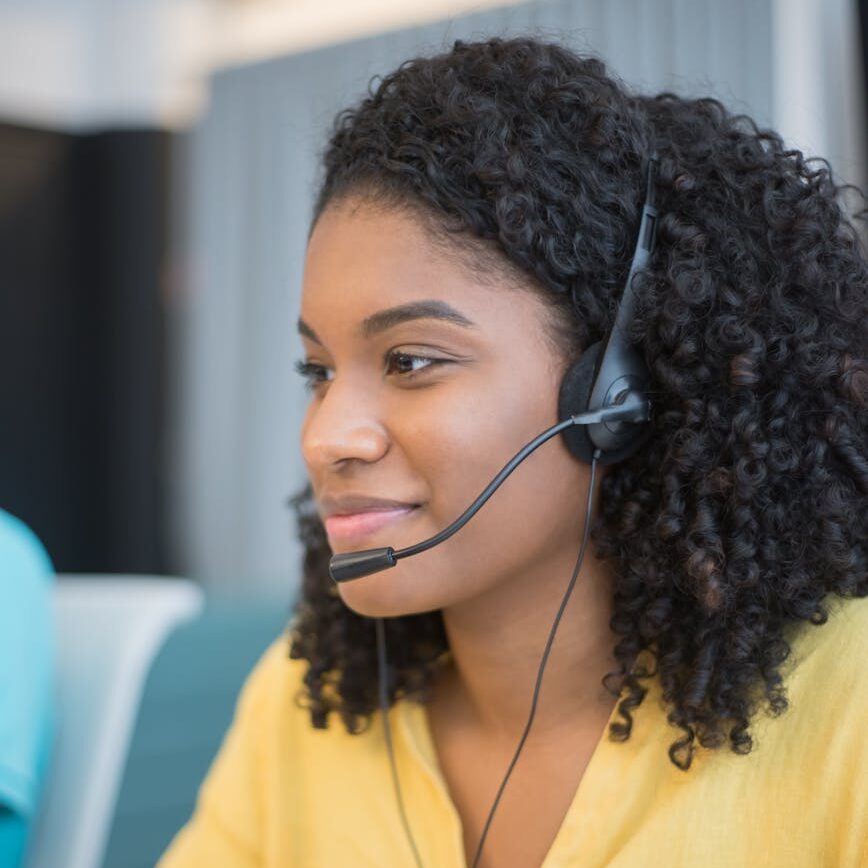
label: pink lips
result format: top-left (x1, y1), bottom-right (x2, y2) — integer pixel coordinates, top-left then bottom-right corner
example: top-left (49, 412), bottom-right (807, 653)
top-left (324, 507), bottom-right (418, 544)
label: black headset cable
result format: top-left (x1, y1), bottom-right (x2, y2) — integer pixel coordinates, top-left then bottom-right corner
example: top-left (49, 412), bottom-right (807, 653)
top-left (469, 447), bottom-right (601, 868)
top-left (375, 447), bottom-right (601, 868)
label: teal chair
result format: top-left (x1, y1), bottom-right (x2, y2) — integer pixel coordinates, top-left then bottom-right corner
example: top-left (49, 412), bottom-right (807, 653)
top-left (101, 595), bottom-right (290, 868)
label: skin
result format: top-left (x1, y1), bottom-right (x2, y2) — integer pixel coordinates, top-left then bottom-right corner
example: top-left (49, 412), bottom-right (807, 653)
top-left (298, 196), bottom-right (622, 867)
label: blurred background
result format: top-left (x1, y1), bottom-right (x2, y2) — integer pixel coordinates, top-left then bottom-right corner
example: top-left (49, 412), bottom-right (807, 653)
top-left (2, 0), bottom-right (866, 592)
top-left (1, 2), bottom-right (867, 865)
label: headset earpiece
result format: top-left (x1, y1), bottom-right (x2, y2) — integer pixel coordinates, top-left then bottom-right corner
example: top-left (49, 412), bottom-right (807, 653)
top-left (557, 343), bottom-right (602, 463)
top-left (557, 342), bottom-right (652, 465)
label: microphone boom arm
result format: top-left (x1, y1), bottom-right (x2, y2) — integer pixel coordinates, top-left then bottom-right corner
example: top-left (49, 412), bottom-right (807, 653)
top-left (328, 393), bottom-right (650, 582)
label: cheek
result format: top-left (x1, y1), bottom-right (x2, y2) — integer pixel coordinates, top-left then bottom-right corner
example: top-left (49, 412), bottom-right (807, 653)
top-left (299, 400), bottom-right (318, 469)
top-left (410, 367), bottom-right (570, 509)
top-left (438, 432), bottom-right (584, 563)
top-left (395, 373), bottom-right (585, 569)
top-left (387, 380), bottom-right (511, 511)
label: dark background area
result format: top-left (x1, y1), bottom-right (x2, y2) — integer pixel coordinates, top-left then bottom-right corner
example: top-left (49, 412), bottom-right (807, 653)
top-left (0, 124), bottom-right (171, 573)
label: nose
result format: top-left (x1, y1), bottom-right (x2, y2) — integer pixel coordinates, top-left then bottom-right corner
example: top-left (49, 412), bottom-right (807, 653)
top-left (301, 378), bottom-right (389, 472)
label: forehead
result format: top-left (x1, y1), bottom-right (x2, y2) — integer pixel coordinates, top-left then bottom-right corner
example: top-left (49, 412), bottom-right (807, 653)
top-left (301, 199), bottom-right (554, 340)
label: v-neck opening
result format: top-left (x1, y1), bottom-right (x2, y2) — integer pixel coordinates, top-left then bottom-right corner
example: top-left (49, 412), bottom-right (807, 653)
top-left (397, 658), bottom-right (662, 867)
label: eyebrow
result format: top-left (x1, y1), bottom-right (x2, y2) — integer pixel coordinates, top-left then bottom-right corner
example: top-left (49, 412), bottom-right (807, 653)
top-left (297, 299), bottom-right (477, 344)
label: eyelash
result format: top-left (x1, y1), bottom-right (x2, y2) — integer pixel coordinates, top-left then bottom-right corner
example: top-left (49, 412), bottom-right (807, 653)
top-left (294, 351), bottom-right (443, 392)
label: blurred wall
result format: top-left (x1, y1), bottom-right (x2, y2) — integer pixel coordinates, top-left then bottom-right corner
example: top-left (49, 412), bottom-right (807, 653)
top-left (0, 0), bottom-right (211, 131)
top-left (0, 0), bottom-right (526, 131)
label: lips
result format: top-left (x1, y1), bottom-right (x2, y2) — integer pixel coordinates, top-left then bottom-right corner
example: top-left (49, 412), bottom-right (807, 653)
top-left (319, 494), bottom-right (422, 546)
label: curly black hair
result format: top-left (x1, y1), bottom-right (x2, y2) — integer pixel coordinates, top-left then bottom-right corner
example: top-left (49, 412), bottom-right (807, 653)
top-left (288, 35), bottom-right (868, 770)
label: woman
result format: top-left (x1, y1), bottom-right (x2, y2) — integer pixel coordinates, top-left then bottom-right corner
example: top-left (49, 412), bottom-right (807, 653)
top-left (160, 37), bottom-right (868, 867)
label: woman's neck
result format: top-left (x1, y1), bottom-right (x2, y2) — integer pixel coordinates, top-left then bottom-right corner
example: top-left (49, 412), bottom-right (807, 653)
top-left (434, 543), bottom-right (620, 742)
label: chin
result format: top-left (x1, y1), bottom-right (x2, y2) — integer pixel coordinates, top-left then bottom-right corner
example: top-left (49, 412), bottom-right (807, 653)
top-left (335, 564), bottom-right (443, 619)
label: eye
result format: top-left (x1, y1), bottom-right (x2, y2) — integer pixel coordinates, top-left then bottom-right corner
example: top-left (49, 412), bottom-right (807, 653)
top-left (294, 359), bottom-right (332, 392)
top-left (294, 351), bottom-right (447, 392)
top-left (383, 350), bottom-right (441, 378)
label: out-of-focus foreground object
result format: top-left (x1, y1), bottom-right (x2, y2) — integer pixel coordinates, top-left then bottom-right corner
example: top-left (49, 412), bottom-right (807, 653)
top-left (0, 509), bottom-right (54, 868)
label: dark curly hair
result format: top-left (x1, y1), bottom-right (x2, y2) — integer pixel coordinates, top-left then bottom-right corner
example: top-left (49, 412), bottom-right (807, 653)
top-left (288, 35), bottom-right (868, 770)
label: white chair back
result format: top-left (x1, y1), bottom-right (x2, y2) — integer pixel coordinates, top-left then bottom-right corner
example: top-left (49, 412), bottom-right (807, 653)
top-left (25, 576), bottom-right (204, 868)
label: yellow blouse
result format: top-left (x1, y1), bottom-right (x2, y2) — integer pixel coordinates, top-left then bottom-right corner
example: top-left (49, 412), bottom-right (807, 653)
top-left (159, 595), bottom-right (868, 867)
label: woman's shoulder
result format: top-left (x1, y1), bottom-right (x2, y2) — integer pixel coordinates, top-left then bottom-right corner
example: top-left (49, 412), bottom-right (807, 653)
top-left (785, 593), bottom-right (868, 667)
top-left (232, 635), bottom-right (369, 749)
top-left (779, 593), bottom-right (868, 717)
top-left (236, 635), bottom-right (311, 722)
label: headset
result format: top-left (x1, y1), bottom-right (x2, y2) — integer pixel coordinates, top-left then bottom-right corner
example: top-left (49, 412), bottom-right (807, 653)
top-left (329, 155), bottom-right (658, 867)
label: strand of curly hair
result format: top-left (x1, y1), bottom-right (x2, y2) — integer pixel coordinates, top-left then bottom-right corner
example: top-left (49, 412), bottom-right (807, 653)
top-left (288, 36), bottom-right (868, 770)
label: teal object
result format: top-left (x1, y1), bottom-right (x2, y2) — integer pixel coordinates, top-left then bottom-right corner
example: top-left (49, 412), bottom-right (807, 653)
top-left (0, 509), bottom-right (54, 868)
top-left (101, 596), bottom-right (291, 868)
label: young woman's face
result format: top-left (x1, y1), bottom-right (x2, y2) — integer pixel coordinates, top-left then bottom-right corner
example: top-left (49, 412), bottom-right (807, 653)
top-left (298, 197), bottom-right (596, 617)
